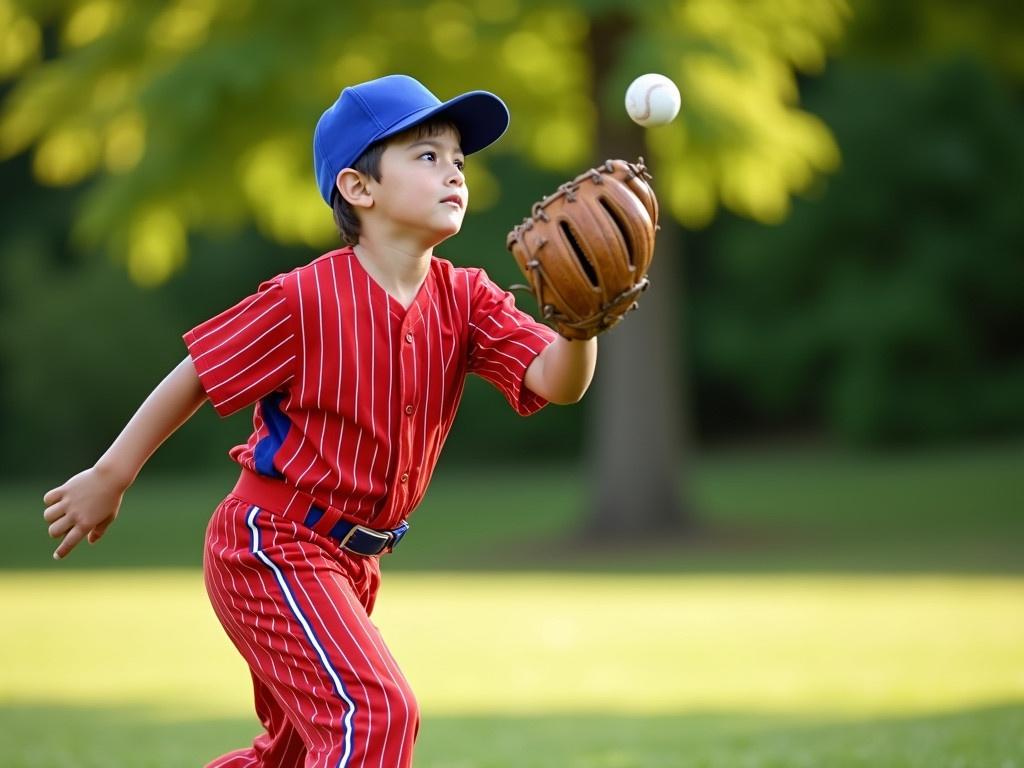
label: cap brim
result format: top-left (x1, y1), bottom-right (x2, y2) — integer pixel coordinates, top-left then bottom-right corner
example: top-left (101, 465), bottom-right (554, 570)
top-left (379, 90), bottom-right (510, 157)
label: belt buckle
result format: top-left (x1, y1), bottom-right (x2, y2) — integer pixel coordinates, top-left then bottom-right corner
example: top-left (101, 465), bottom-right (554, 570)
top-left (339, 524), bottom-right (391, 555)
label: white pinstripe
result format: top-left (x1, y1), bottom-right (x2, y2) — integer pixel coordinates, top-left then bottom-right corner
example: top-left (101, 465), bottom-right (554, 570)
top-left (396, 311), bottom-right (412, 502)
top-left (327, 257), bottom-right (346, 511)
top-left (190, 251), bottom-right (554, 545)
top-left (280, 269), bottom-right (313, 476)
top-left (469, 321), bottom-right (546, 356)
top-left (206, 503), bottom-right (321, 763)
top-left (201, 317), bottom-right (291, 374)
top-left (474, 345), bottom-right (533, 376)
top-left (375, 307), bottom-right (395, 520)
top-left (494, 308), bottom-right (552, 343)
top-left (275, 518), bottom-right (377, 767)
top-left (230, 507), bottom-right (328, 754)
top-left (192, 299), bottom-right (289, 367)
top-left (424, 295), bottom-right (445, 473)
top-left (246, 507), bottom-right (358, 768)
top-left (297, 263), bottom-right (330, 494)
top-left (345, 263), bottom-right (364, 516)
top-left (334, 581), bottom-right (415, 768)
top-left (417, 302), bottom-right (429, 467)
top-left (289, 539), bottom-right (415, 768)
top-left (191, 292), bottom-right (281, 349)
top-left (222, 507), bottom-right (326, 754)
top-left (206, 337), bottom-right (295, 393)
top-left (278, 727), bottom-right (303, 767)
top-left (214, 359), bottom-right (296, 412)
top-left (473, 358), bottom-right (521, 389)
top-left (354, 275), bottom-right (381, 514)
top-left (316, 262), bottom-right (325, 406)
top-left (408, 308), bottom-right (419, 497)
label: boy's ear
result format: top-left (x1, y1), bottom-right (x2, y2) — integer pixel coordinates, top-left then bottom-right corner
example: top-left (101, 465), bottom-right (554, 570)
top-left (336, 168), bottom-right (374, 209)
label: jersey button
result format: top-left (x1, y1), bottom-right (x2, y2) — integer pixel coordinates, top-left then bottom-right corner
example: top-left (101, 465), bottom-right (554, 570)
top-left (405, 404), bottom-right (414, 415)
top-left (400, 472), bottom-right (409, 483)
top-left (405, 333), bottom-right (413, 343)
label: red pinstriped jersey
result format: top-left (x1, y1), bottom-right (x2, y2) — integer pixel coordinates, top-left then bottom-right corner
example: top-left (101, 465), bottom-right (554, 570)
top-left (183, 246), bottom-right (556, 529)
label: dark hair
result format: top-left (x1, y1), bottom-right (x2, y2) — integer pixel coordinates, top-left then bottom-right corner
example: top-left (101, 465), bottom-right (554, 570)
top-left (331, 118), bottom-right (462, 245)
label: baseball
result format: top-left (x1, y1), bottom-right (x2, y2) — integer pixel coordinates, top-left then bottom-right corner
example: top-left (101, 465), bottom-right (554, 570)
top-left (625, 73), bottom-right (681, 127)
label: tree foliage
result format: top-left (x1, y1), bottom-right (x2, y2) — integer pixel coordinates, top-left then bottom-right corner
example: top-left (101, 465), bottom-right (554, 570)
top-left (844, 0), bottom-right (1024, 87)
top-left (2, 2), bottom-right (1020, 476)
top-left (1, 0), bottom-right (849, 284)
top-left (692, 57), bottom-right (1024, 445)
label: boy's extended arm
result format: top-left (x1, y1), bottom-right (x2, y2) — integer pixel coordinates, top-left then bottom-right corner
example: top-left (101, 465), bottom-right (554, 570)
top-left (42, 355), bottom-right (208, 560)
top-left (524, 336), bottom-right (597, 405)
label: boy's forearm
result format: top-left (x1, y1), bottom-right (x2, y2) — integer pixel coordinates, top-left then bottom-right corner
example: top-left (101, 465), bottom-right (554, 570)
top-left (94, 356), bottom-right (208, 488)
top-left (525, 336), bottom-right (597, 405)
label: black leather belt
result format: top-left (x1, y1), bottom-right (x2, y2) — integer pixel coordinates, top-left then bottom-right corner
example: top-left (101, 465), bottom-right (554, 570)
top-left (232, 469), bottom-right (410, 557)
top-left (306, 507), bottom-right (410, 556)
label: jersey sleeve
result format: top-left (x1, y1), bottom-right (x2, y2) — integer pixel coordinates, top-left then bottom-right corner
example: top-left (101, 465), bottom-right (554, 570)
top-left (183, 279), bottom-right (299, 418)
top-left (466, 268), bottom-right (557, 416)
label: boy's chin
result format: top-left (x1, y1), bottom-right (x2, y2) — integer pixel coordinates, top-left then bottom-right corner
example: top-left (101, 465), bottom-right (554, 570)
top-left (429, 222), bottom-right (462, 246)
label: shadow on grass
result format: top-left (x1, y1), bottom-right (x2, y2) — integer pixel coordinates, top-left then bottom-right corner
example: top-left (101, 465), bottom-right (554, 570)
top-left (3, 701), bottom-right (1022, 767)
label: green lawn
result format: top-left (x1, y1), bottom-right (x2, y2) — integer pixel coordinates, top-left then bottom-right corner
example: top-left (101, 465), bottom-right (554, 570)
top-left (3, 571), bottom-right (1023, 767)
top-left (9, 442), bottom-right (1024, 573)
top-left (4, 444), bottom-right (1023, 766)
top-left (4, 702), bottom-right (1022, 768)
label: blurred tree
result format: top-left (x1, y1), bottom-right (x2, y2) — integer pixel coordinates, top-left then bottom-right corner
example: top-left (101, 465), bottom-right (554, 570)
top-left (844, 0), bottom-right (1024, 88)
top-left (0, 0), bottom-right (848, 533)
top-left (0, 0), bottom-right (846, 277)
top-left (692, 55), bottom-right (1024, 446)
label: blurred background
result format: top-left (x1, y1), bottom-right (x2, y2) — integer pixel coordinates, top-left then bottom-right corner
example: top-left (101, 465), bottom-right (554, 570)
top-left (1, 1), bottom-right (1022, 766)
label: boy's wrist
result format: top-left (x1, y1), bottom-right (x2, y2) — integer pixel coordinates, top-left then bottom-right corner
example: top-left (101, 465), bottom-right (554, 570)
top-left (92, 458), bottom-right (135, 492)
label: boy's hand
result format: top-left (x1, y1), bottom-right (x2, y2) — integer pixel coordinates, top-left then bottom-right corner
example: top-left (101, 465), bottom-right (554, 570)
top-left (42, 465), bottom-right (128, 560)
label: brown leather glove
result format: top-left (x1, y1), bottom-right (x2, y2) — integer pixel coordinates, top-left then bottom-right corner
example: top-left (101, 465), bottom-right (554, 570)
top-left (506, 158), bottom-right (659, 340)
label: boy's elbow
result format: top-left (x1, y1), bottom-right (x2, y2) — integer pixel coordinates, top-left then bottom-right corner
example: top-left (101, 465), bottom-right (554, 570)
top-left (524, 342), bottom-right (595, 405)
top-left (547, 382), bottom-right (590, 405)
top-left (551, 394), bottom-right (584, 406)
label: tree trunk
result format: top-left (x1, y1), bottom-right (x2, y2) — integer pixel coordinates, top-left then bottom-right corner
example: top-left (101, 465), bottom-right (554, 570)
top-left (583, 11), bottom-right (694, 538)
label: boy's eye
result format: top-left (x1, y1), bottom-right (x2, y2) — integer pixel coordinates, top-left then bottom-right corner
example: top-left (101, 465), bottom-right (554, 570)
top-left (418, 151), bottom-right (464, 170)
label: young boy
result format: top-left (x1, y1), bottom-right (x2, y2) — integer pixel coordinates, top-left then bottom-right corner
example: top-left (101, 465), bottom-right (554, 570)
top-left (42, 74), bottom-right (597, 767)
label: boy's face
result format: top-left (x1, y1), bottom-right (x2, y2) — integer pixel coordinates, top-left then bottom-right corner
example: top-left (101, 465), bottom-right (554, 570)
top-left (368, 126), bottom-right (468, 246)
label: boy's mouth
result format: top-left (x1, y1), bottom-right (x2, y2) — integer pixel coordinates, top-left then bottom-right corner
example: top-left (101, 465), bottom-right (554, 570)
top-left (441, 195), bottom-right (464, 209)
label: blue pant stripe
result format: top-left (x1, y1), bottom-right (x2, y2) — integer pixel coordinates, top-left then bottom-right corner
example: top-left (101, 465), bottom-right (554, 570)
top-left (245, 505), bottom-right (357, 768)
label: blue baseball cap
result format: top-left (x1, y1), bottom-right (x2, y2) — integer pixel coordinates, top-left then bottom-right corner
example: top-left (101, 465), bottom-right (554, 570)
top-left (313, 74), bottom-right (510, 205)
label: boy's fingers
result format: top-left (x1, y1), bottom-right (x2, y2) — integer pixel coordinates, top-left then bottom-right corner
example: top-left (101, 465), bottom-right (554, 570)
top-left (48, 515), bottom-right (75, 539)
top-left (42, 502), bottom-right (66, 523)
top-left (43, 487), bottom-right (64, 505)
top-left (88, 519), bottom-right (112, 544)
top-left (54, 528), bottom-right (86, 560)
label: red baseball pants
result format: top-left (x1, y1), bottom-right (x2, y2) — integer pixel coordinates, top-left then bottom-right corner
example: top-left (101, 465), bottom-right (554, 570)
top-left (203, 494), bottom-right (419, 768)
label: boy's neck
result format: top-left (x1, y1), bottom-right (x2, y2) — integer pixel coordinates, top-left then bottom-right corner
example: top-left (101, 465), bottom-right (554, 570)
top-left (351, 240), bottom-right (432, 310)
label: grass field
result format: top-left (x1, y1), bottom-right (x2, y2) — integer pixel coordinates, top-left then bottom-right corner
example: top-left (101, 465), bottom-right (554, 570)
top-left (4, 444), bottom-right (1023, 766)
top-left (8, 442), bottom-right (1024, 573)
top-left (4, 571), bottom-right (1023, 767)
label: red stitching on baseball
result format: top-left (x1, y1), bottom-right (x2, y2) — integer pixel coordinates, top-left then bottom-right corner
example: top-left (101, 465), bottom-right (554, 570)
top-left (635, 83), bottom-right (668, 121)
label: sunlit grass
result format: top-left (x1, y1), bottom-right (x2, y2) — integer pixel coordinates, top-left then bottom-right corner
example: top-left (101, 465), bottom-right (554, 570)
top-left (5, 570), bottom-right (1022, 720)
top-left (6, 447), bottom-right (1022, 763)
